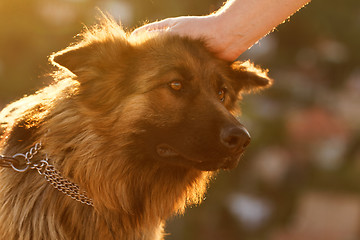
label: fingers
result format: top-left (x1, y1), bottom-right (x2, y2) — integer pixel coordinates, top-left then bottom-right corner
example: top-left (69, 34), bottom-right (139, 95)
top-left (131, 18), bottom-right (176, 37)
top-left (130, 16), bottom-right (240, 61)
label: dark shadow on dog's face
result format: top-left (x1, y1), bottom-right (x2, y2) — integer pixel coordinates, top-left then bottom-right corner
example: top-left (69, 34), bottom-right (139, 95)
top-left (51, 30), bottom-right (272, 171)
top-left (130, 36), bottom-right (272, 171)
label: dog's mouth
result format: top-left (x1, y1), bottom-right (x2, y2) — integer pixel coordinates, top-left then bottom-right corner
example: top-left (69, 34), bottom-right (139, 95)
top-left (155, 144), bottom-right (243, 171)
top-left (156, 144), bottom-right (180, 157)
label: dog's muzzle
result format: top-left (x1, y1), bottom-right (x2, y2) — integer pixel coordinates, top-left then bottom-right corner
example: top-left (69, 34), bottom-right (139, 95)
top-left (220, 125), bottom-right (251, 154)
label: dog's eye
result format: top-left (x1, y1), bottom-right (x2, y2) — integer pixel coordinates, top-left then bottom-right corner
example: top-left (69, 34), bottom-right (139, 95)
top-left (169, 80), bottom-right (183, 91)
top-left (218, 89), bottom-right (226, 102)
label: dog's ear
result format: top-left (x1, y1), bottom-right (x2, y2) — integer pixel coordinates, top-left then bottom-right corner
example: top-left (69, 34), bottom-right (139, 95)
top-left (230, 60), bottom-right (273, 94)
top-left (50, 15), bottom-right (131, 77)
top-left (50, 44), bottom-right (93, 76)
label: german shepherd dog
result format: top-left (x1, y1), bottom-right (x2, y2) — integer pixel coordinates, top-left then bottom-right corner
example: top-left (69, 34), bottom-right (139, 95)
top-left (0, 16), bottom-right (271, 239)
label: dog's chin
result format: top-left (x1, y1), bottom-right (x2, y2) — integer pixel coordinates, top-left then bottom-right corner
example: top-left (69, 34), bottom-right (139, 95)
top-left (156, 144), bottom-right (242, 171)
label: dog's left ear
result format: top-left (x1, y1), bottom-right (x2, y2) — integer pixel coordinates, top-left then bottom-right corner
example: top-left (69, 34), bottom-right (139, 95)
top-left (230, 60), bottom-right (273, 94)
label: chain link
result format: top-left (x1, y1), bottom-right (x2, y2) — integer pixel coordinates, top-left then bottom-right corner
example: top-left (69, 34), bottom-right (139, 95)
top-left (35, 160), bottom-right (94, 206)
top-left (0, 143), bottom-right (94, 207)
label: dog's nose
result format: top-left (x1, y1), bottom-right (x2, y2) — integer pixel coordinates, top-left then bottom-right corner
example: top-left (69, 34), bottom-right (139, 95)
top-left (220, 126), bottom-right (251, 151)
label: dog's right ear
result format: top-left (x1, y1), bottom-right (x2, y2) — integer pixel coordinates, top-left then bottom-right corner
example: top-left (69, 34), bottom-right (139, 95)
top-left (50, 16), bottom-right (131, 77)
top-left (50, 44), bottom-right (94, 76)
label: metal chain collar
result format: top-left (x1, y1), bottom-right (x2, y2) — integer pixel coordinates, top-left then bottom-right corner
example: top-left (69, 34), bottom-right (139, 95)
top-left (0, 143), bottom-right (94, 206)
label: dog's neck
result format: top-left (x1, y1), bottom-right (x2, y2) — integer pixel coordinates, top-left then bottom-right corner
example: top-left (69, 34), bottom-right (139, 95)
top-left (89, 163), bottom-right (211, 238)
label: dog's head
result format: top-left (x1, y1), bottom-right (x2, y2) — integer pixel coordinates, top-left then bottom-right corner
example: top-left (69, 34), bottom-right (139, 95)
top-left (50, 17), bottom-right (272, 171)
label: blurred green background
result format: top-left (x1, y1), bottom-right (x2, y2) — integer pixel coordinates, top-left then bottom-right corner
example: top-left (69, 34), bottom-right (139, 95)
top-left (1, 0), bottom-right (359, 239)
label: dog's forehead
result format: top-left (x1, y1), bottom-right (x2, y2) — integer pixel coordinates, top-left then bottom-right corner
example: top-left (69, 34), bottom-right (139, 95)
top-left (131, 34), bottom-right (234, 94)
top-left (142, 35), bottom-right (228, 78)
top-left (163, 36), bottom-right (218, 64)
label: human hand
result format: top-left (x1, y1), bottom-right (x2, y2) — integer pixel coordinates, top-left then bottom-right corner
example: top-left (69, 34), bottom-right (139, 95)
top-left (131, 15), bottom-right (244, 62)
top-left (131, 0), bottom-right (311, 62)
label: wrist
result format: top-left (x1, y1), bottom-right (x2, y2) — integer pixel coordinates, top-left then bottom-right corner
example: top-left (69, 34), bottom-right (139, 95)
top-left (205, 10), bottom-right (250, 60)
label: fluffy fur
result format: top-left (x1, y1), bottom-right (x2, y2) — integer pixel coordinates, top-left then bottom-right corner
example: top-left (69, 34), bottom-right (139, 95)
top-left (0, 16), bottom-right (272, 240)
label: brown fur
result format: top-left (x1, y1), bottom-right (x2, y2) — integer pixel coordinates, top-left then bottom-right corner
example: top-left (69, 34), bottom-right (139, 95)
top-left (0, 15), bottom-right (272, 240)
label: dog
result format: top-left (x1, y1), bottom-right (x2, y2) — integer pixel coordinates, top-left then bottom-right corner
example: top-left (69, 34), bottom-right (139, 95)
top-left (0, 15), bottom-right (272, 240)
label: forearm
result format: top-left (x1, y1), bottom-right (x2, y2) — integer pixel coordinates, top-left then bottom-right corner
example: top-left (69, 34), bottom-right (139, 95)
top-left (131, 0), bottom-right (311, 61)
top-left (212, 0), bottom-right (311, 56)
